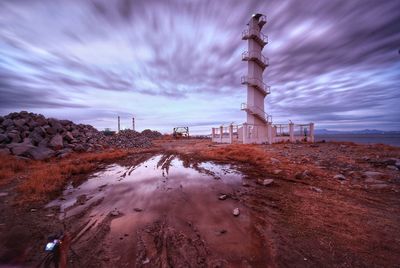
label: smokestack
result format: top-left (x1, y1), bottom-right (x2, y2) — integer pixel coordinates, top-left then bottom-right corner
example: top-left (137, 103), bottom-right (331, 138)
top-left (132, 117), bottom-right (135, 131)
top-left (118, 116), bottom-right (120, 132)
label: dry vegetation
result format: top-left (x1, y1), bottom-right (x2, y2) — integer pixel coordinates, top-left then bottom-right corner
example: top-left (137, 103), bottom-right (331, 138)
top-left (196, 143), bottom-right (330, 180)
top-left (0, 150), bottom-right (137, 203)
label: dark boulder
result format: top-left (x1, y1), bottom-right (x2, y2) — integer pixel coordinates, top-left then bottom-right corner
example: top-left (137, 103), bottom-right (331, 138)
top-left (49, 134), bottom-right (63, 150)
top-left (28, 147), bottom-right (55, 160)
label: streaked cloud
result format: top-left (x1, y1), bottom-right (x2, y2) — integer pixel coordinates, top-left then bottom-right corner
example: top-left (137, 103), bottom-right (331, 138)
top-left (0, 0), bottom-right (399, 133)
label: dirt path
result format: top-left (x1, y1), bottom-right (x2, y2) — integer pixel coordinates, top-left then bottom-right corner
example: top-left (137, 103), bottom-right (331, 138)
top-left (54, 153), bottom-right (274, 267)
top-left (1, 139), bottom-right (399, 267)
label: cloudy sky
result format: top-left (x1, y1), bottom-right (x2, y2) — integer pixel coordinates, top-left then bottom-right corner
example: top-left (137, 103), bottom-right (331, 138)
top-left (0, 0), bottom-right (399, 133)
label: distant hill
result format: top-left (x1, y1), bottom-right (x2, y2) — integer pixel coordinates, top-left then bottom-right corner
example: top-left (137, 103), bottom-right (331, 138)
top-left (315, 129), bottom-right (400, 135)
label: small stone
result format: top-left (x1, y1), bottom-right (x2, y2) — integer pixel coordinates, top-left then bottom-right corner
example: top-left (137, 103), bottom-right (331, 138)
top-left (216, 229), bottom-right (227, 235)
top-left (0, 192), bottom-right (9, 197)
top-left (333, 174), bottom-right (346, 180)
top-left (387, 165), bottom-right (398, 171)
top-left (233, 208), bottom-right (240, 216)
top-left (273, 169), bottom-right (282, 175)
top-left (258, 178), bottom-right (274, 186)
top-left (395, 160), bottom-right (400, 168)
top-left (142, 258), bottom-right (150, 264)
top-left (219, 194), bottom-right (227, 200)
top-left (133, 208), bottom-right (143, 212)
top-left (310, 186), bottom-right (322, 193)
top-left (242, 181), bottom-right (250, 187)
top-left (76, 195), bottom-right (87, 205)
top-left (369, 184), bottom-right (390, 190)
top-left (295, 170), bottom-right (309, 180)
top-left (270, 157), bottom-right (280, 164)
top-left (30, 208), bottom-right (37, 212)
top-left (110, 209), bottom-right (120, 216)
top-left (363, 171), bottom-right (384, 179)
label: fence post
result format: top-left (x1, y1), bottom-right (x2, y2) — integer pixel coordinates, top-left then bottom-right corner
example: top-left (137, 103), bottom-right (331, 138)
top-left (309, 123), bottom-right (315, 143)
top-left (211, 128), bottom-right (215, 141)
top-left (289, 123), bottom-right (294, 143)
top-left (243, 123), bottom-right (248, 144)
top-left (229, 124), bottom-right (233, 144)
top-left (220, 126), bottom-right (223, 143)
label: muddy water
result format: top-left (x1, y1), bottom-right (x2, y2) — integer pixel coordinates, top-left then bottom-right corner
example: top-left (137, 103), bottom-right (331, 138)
top-left (48, 154), bottom-right (268, 266)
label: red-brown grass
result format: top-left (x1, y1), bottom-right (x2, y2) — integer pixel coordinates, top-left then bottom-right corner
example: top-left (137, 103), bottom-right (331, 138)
top-left (0, 149), bottom-right (134, 204)
top-left (200, 144), bottom-right (269, 168)
top-left (0, 155), bottom-right (28, 186)
top-left (198, 144), bottom-right (331, 180)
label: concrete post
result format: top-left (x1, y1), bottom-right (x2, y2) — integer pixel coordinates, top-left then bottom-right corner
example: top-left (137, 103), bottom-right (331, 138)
top-left (266, 123), bottom-right (273, 144)
top-left (229, 124), bottom-right (233, 144)
top-left (243, 123), bottom-right (248, 144)
top-left (289, 123), bottom-right (294, 143)
top-left (220, 126), bottom-right (223, 143)
top-left (211, 128), bottom-right (215, 141)
top-left (309, 123), bottom-right (315, 143)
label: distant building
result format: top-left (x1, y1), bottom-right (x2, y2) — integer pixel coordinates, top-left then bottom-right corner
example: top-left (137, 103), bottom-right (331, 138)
top-left (211, 13), bottom-right (314, 144)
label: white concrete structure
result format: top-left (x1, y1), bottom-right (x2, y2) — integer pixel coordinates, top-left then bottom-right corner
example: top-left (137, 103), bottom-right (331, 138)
top-left (211, 13), bottom-right (315, 144)
top-left (241, 14), bottom-right (271, 127)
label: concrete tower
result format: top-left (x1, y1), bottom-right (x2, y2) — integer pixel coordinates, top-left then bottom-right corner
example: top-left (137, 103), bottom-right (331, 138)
top-left (241, 14), bottom-right (271, 125)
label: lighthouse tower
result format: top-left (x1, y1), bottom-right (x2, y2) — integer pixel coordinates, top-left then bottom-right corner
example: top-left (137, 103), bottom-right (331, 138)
top-left (241, 14), bottom-right (271, 125)
top-left (210, 13), bottom-right (315, 145)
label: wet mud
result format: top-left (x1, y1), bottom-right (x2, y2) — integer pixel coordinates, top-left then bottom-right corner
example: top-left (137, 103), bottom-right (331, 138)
top-left (51, 154), bottom-right (273, 267)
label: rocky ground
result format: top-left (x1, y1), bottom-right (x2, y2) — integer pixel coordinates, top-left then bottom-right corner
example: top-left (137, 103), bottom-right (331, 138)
top-left (0, 139), bottom-right (399, 267)
top-left (0, 111), bottom-right (162, 160)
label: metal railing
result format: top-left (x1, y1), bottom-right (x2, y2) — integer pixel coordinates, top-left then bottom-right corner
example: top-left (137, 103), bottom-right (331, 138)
top-left (241, 51), bottom-right (269, 68)
top-left (241, 76), bottom-right (271, 95)
top-left (241, 103), bottom-right (272, 123)
top-left (241, 28), bottom-right (268, 45)
top-left (273, 124), bottom-right (290, 137)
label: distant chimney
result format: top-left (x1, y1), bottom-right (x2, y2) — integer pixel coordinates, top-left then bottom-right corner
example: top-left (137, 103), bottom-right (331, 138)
top-left (118, 116), bottom-right (120, 132)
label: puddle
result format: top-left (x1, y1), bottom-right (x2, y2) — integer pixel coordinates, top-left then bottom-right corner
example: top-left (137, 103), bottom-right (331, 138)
top-left (47, 154), bottom-right (266, 265)
top-left (48, 155), bottom-right (242, 217)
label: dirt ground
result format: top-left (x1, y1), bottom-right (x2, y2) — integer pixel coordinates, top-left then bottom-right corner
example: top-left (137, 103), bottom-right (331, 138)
top-left (0, 139), bottom-right (400, 267)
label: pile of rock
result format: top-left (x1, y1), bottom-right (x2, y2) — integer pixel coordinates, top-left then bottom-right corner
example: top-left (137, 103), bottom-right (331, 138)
top-left (106, 129), bottom-right (162, 149)
top-left (140, 129), bottom-right (163, 139)
top-left (0, 111), bottom-right (105, 160)
top-left (0, 111), bottom-right (164, 160)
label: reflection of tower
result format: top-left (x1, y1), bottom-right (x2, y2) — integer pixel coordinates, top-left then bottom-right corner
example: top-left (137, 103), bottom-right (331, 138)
top-left (241, 13), bottom-right (271, 125)
top-left (132, 117), bottom-right (135, 131)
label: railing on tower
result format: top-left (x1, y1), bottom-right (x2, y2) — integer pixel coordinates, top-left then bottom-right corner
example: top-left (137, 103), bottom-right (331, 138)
top-left (241, 103), bottom-right (272, 123)
top-left (241, 51), bottom-right (269, 68)
top-left (241, 28), bottom-right (268, 46)
top-left (241, 76), bottom-right (271, 95)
